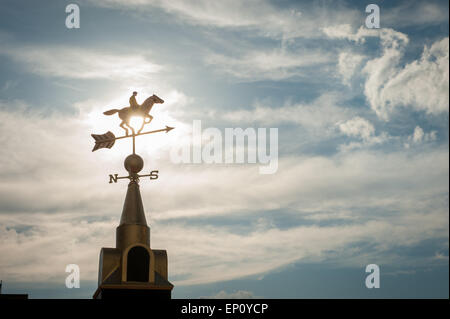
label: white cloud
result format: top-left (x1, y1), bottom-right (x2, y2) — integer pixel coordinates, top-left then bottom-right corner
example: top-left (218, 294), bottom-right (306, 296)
top-left (404, 126), bottom-right (437, 148)
top-left (338, 117), bottom-right (388, 150)
top-left (325, 24), bottom-right (449, 120)
top-left (202, 290), bottom-right (257, 299)
top-left (413, 126), bottom-right (425, 143)
top-left (326, 26), bottom-right (448, 121)
top-left (382, 2), bottom-right (449, 28)
top-left (0, 98), bottom-right (448, 286)
top-left (323, 24), bottom-right (365, 42)
top-left (367, 37), bottom-right (449, 118)
top-left (157, 207), bottom-right (448, 285)
top-left (0, 215), bottom-right (115, 283)
top-left (323, 25), bottom-right (409, 47)
top-left (338, 51), bottom-right (365, 85)
top-left (206, 48), bottom-right (332, 80)
top-left (88, 0), bottom-right (361, 40)
top-left (0, 45), bottom-right (161, 80)
top-left (339, 117), bottom-right (375, 141)
top-left (0, 2), bottom-right (448, 289)
top-left (221, 92), bottom-right (353, 133)
top-left (88, 1), bottom-right (448, 40)
top-left (322, 24), bottom-right (380, 43)
top-left (2, 182), bottom-right (448, 285)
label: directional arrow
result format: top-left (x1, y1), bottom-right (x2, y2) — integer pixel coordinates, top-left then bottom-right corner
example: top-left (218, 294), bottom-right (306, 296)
top-left (91, 126), bottom-right (174, 152)
top-left (91, 131), bottom-right (116, 151)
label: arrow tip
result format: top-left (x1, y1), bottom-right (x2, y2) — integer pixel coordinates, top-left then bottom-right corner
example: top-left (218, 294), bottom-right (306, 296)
top-left (165, 126), bottom-right (175, 133)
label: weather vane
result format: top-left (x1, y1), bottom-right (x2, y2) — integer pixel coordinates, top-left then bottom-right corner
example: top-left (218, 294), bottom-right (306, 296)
top-left (91, 92), bottom-right (174, 184)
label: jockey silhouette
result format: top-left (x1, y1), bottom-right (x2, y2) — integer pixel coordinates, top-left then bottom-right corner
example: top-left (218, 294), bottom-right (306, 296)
top-left (104, 94), bottom-right (164, 136)
top-left (129, 91), bottom-right (140, 112)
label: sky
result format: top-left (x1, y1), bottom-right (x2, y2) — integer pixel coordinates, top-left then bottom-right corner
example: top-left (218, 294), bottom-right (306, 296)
top-left (0, 0), bottom-right (448, 299)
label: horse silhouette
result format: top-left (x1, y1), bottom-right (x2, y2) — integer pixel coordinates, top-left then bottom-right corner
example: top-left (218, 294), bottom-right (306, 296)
top-left (103, 94), bottom-right (164, 135)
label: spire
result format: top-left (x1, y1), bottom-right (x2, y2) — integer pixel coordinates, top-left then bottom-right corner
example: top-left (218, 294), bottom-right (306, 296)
top-left (115, 154), bottom-right (150, 250)
top-left (92, 94), bottom-right (174, 299)
top-left (119, 181), bottom-right (148, 226)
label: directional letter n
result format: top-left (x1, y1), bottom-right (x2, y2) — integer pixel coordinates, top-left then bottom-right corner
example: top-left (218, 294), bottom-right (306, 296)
top-left (109, 174), bottom-right (118, 183)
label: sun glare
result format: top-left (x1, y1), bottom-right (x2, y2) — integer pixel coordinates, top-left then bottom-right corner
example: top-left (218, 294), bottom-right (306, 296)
top-left (82, 91), bottom-right (187, 160)
top-left (129, 116), bottom-right (144, 132)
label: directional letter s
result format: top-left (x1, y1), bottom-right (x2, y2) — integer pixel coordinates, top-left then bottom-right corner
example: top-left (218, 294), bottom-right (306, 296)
top-left (150, 170), bottom-right (159, 180)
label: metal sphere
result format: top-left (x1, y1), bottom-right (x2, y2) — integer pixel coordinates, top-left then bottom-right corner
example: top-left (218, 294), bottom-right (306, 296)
top-left (124, 154), bottom-right (144, 173)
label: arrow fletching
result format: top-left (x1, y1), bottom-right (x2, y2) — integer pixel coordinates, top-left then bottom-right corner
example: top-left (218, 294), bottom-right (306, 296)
top-left (91, 131), bottom-right (116, 152)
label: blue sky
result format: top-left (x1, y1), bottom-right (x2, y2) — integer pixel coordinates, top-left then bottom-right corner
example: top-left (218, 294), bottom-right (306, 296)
top-left (0, 0), bottom-right (448, 298)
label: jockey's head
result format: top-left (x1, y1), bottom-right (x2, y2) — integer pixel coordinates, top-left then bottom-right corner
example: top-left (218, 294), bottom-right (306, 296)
top-left (133, 91), bottom-right (137, 96)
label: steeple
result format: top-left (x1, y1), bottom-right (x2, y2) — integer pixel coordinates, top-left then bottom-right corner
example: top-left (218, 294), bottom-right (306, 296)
top-left (91, 94), bottom-right (174, 299)
top-left (94, 153), bottom-right (173, 299)
top-left (120, 181), bottom-right (147, 226)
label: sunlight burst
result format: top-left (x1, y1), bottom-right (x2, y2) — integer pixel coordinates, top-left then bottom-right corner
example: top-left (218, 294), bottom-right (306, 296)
top-left (129, 116), bottom-right (144, 132)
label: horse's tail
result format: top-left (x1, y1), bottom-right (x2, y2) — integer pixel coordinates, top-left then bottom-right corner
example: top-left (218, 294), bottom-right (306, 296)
top-left (103, 109), bottom-right (119, 116)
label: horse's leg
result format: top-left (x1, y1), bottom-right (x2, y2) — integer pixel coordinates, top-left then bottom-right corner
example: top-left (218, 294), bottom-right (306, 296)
top-left (129, 124), bottom-right (136, 136)
top-left (144, 114), bottom-right (153, 124)
top-left (118, 109), bottom-right (130, 136)
top-left (120, 108), bottom-right (137, 136)
top-left (137, 115), bottom-right (152, 133)
top-left (137, 121), bottom-right (145, 134)
top-left (138, 115), bottom-right (150, 133)
top-left (124, 118), bottom-right (136, 135)
top-left (120, 121), bottom-right (129, 136)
